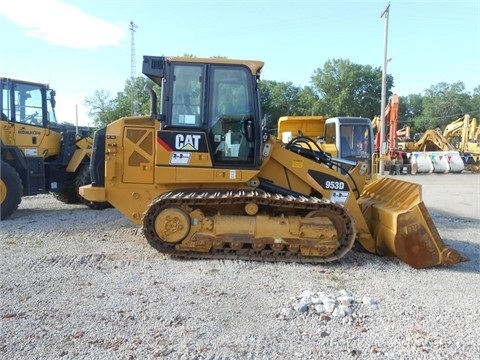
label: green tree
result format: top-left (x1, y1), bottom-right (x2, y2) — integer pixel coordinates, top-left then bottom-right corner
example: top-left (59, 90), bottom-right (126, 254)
top-left (310, 59), bottom-right (393, 119)
top-left (122, 77), bottom-right (159, 117)
top-left (259, 80), bottom-right (304, 131)
top-left (414, 81), bottom-right (471, 131)
top-left (470, 85), bottom-right (480, 119)
top-left (398, 94), bottom-right (423, 131)
top-left (296, 86), bottom-right (323, 116)
top-left (84, 89), bottom-right (116, 128)
top-left (84, 77), bottom-right (160, 128)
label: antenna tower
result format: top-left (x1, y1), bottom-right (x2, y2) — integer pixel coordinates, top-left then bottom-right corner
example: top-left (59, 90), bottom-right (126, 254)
top-left (129, 21), bottom-right (138, 115)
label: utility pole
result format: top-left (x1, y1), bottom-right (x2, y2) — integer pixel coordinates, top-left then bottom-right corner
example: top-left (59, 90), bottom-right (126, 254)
top-left (129, 21), bottom-right (138, 116)
top-left (379, 3), bottom-right (390, 175)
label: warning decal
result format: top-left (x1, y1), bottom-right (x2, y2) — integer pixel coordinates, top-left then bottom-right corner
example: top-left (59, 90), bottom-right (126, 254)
top-left (330, 191), bottom-right (349, 204)
top-left (170, 152), bottom-right (191, 165)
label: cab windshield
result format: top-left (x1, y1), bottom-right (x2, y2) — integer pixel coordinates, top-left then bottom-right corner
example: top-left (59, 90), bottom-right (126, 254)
top-left (340, 124), bottom-right (371, 160)
top-left (1, 80), bottom-right (57, 126)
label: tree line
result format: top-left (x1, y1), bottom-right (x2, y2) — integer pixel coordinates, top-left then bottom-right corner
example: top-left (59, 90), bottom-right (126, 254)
top-left (84, 58), bottom-right (480, 135)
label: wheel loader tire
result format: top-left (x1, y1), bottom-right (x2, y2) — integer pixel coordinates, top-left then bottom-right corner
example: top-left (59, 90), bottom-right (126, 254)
top-left (75, 165), bottom-right (112, 210)
top-left (1, 161), bottom-right (23, 220)
top-left (52, 178), bottom-right (79, 204)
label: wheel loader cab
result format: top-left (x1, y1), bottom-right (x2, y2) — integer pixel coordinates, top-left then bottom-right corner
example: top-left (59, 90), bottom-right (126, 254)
top-left (1, 78), bottom-right (60, 157)
top-left (1, 78), bottom-right (57, 127)
top-left (143, 56), bottom-right (264, 168)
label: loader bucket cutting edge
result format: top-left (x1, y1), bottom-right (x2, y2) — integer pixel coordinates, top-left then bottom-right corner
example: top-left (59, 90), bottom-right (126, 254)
top-left (358, 177), bottom-right (468, 269)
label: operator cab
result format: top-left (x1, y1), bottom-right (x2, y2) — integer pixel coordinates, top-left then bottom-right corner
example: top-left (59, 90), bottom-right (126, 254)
top-left (142, 56), bottom-right (265, 168)
top-left (1, 78), bottom-right (57, 127)
top-left (1, 78), bottom-right (61, 158)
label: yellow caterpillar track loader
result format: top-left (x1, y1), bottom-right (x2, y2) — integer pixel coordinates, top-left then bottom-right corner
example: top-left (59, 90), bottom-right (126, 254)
top-left (80, 56), bottom-right (467, 268)
top-left (1, 77), bottom-right (110, 220)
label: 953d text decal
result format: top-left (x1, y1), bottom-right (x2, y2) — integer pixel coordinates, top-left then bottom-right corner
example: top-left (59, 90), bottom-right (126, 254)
top-left (307, 169), bottom-right (350, 204)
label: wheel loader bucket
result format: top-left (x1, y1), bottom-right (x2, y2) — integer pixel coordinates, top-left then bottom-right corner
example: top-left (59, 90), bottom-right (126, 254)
top-left (358, 177), bottom-right (468, 268)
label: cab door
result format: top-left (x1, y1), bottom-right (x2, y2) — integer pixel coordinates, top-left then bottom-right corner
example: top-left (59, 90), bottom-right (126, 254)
top-left (207, 65), bottom-right (259, 168)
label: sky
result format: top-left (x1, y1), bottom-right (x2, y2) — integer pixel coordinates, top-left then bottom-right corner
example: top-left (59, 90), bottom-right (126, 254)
top-left (1, 0), bottom-right (479, 126)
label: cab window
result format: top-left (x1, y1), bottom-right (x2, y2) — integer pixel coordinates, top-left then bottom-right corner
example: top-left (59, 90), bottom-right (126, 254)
top-left (15, 83), bottom-right (44, 125)
top-left (1, 84), bottom-right (9, 120)
top-left (171, 64), bottom-right (203, 127)
top-left (3, 82), bottom-right (56, 126)
top-left (209, 66), bottom-right (255, 165)
top-left (324, 123), bottom-right (336, 144)
top-left (340, 125), bottom-right (371, 158)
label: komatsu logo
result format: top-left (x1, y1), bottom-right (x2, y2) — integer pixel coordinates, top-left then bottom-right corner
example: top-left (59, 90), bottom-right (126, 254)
top-left (18, 130), bottom-right (41, 135)
top-left (175, 134), bottom-right (201, 151)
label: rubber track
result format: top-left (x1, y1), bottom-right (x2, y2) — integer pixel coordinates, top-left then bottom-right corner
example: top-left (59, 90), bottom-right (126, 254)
top-left (142, 189), bottom-right (356, 264)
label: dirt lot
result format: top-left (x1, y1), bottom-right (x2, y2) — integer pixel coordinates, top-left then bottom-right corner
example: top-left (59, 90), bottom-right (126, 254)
top-left (1, 173), bottom-right (479, 359)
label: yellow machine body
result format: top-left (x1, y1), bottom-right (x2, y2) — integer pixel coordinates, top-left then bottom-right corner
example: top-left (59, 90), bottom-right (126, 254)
top-left (1, 77), bottom-right (107, 220)
top-left (80, 56), bottom-right (467, 268)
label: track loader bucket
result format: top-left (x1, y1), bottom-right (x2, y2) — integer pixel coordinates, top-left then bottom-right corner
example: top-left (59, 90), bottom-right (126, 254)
top-left (358, 177), bottom-right (468, 268)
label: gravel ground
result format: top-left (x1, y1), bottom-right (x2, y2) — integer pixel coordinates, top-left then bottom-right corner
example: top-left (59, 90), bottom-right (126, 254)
top-left (1, 173), bottom-right (479, 359)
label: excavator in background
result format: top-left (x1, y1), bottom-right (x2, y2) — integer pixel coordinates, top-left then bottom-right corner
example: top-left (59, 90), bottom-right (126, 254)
top-left (442, 114), bottom-right (480, 172)
top-left (372, 94), bottom-right (412, 173)
top-left (409, 129), bottom-right (465, 173)
top-left (79, 55), bottom-right (467, 269)
top-left (371, 94), bottom-right (400, 157)
top-left (373, 95), bottom-right (464, 174)
top-left (1, 77), bottom-right (110, 220)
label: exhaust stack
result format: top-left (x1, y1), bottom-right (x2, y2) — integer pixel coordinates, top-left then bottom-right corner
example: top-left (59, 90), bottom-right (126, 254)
top-left (144, 86), bottom-right (158, 119)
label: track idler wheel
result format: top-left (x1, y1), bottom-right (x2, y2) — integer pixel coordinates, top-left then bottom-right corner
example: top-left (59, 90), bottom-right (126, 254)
top-left (153, 206), bottom-right (191, 243)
